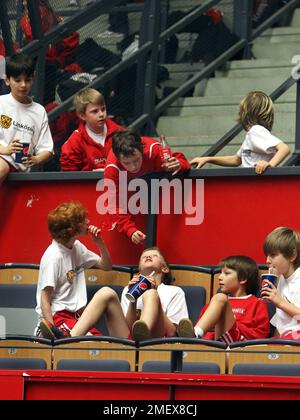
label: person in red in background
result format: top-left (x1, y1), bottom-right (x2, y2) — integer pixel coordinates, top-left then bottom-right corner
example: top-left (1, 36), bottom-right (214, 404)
top-left (60, 88), bottom-right (124, 171)
top-left (177, 255), bottom-right (270, 344)
top-left (104, 129), bottom-right (190, 245)
top-left (21, 0), bottom-right (81, 70)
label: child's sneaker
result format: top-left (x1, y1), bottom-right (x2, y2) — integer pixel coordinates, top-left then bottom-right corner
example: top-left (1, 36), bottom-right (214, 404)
top-left (39, 319), bottom-right (70, 340)
top-left (132, 320), bottom-right (150, 340)
top-left (177, 318), bottom-right (195, 338)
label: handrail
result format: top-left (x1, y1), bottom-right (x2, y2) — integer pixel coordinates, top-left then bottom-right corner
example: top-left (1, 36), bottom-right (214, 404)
top-left (136, 337), bottom-right (227, 348)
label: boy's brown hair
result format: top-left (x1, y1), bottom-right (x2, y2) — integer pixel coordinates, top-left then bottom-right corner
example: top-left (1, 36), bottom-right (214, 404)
top-left (263, 227), bottom-right (300, 268)
top-left (238, 91), bottom-right (274, 131)
top-left (48, 201), bottom-right (87, 244)
top-left (139, 246), bottom-right (174, 285)
top-left (112, 129), bottom-right (144, 159)
top-left (73, 88), bottom-right (105, 115)
top-left (220, 255), bottom-right (259, 295)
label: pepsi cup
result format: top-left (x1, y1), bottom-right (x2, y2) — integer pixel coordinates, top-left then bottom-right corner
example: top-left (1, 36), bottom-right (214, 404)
top-left (260, 273), bottom-right (277, 296)
top-left (125, 274), bottom-right (151, 303)
top-left (15, 142), bottom-right (29, 164)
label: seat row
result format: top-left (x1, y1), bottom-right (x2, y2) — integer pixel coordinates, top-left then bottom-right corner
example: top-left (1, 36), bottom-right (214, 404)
top-left (1, 336), bottom-right (300, 377)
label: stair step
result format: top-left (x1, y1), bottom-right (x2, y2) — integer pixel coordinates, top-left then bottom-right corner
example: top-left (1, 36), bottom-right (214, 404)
top-left (252, 42), bottom-right (299, 60)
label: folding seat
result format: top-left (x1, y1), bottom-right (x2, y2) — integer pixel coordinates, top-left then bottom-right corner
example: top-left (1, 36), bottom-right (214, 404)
top-left (0, 263), bottom-right (39, 284)
top-left (232, 363), bottom-right (300, 376)
top-left (0, 357), bottom-right (47, 370)
top-left (142, 360), bottom-right (220, 374)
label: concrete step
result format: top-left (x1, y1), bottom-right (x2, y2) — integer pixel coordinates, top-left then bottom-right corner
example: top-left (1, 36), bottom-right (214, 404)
top-left (290, 7), bottom-right (300, 27)
top-left (256, 26), bottom-right (300, 43)
top-left (215, 66), bottom-right (293, 79)
top-left (205, 75), bottom-right (296, 97)
top-left (164, 101), bottom-right (297, 117)
top-left (157, 111), bottom-right (296, 138)
top-left (252, 42), bottom-right (299, 60)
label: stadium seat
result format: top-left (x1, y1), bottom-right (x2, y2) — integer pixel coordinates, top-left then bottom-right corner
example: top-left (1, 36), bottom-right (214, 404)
top-left (228, 339), bottom-right (300, 374)
top-left (0, 263), bottom-right (39, 284)
top-left (137, 338), bottom-right (227, 373)
top-left (179, 285), bottom-right (206, 325)
top-left (0, 338), bottom-right (52, 369)
top-left (85, 265), bottom-right (132, 286)
top-left (52, 337), bottom-right (137, 371)
top-left (56, 358), bottom-right (131, 372)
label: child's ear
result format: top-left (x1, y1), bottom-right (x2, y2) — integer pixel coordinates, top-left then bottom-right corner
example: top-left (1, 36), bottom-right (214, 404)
top-left (161, 266), bottom-right (169, 274)
top-left (77, 112), bottom-right (86, 122)
top-left (239, 278), bottom-right (247, 285)
top-left (4, 76), bottom-right (10, 87)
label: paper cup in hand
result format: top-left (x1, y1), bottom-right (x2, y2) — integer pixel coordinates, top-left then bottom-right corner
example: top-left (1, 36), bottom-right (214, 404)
top-left (15, 142), bottom-right (30, 164)
top-left (125, 274), bottom-right (151, 303)
top-left (261, 273), bottom-right (277, 292)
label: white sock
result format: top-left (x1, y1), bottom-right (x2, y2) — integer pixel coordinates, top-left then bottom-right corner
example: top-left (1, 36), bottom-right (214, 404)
top-left (194, 326), bottom-right (204, 338)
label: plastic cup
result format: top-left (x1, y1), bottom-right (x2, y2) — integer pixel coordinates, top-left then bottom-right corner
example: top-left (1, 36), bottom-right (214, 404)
top-left (14, 142), bottom-right (29, 164)
top-left (261, 273), bottom-right (277, 293)
top-left (125, 274), bottom-right (151, 303)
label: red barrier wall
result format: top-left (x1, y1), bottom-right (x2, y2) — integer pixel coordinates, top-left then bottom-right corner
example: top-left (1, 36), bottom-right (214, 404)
top-left (1, 173), bottom-right (300, 265)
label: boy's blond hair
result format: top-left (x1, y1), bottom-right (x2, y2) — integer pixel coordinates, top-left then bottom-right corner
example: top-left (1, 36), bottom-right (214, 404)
top-left (238, 91), bottom-right (274, 131)
top-left (73, 88), bottom-right (105, 115)
top-left (264, 227), bottom-right (300, 269)
top-left (48, 201), bottom-right (87, 243)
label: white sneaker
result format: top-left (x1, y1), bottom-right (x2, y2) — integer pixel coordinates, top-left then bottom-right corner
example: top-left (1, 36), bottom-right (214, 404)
top-left (69, 0), bottom-right (78, 6)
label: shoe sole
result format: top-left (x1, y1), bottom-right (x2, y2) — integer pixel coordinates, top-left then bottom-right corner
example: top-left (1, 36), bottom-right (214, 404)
top-left (177, 319), bottom-right (195, 338)
top-left (132, 321), bottom-right (150, 340)
top-left (39, 320), bottom-right (55, 339)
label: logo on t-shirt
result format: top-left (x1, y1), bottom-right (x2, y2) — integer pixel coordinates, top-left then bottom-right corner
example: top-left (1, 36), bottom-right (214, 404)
top-left (66, 264), bottom-right (84, 284)
top-left (232, 307), bottom-right (245, 315)
top-left (0, 114), bottom-right (12, 129)
top-left (242, 149), bottom-right (251, 156)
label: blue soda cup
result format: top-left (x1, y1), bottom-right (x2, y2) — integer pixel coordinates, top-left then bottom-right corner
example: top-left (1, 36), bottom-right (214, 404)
top-left (125, 274), bottom-right (152, 303)
top-left (260, 273), bottom-right (277, 296)
top-left (15, 142), bottom-right (29, 164)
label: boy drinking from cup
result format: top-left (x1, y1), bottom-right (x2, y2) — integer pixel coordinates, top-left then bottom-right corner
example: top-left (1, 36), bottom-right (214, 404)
top-left (262, 227), bottom-right (300, 340)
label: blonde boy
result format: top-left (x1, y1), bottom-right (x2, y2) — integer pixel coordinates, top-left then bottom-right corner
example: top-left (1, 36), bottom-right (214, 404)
top-left (60, 87), bottom-right (123, 171)
top-left (262, 227), bottom-right (300, 340)
top-left (190, 91), bottom-right (290, 174)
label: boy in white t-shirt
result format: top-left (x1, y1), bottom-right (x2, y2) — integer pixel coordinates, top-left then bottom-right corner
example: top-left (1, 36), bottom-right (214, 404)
top-left (121, 247), bottom-right (189, 340)
top-left (190, 91), bottom-right (290, 174)
top-left (38, 201), bottom-right (130, 340)
top-left (0, 54), bottom-right (53, 185)
top-left (262, 227), bottom-right (300, 340)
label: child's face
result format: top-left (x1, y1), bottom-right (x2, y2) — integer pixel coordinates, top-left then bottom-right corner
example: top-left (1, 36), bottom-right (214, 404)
top-left (218, 266), bottom-right (244, 296)
top-left (78, 217), bottom-right (90, 236)
top-left (119, 149), bottom-right (143, 174)
top-left (266, 252), bottom-right (295, 278)
top-left (5, 74), bottom-right (34, 103)
top-left (79, 102), bottom-right (107, 133)
top-left (139, 250), bottom-right (165, 275)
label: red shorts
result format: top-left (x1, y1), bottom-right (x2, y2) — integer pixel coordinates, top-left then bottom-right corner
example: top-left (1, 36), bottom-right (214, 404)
top-left (0, 156), bottom-right (16, 172)
top-left (204, 321), bottom-right (245, 344)
top-left (53, 310), bottom-right (101, 336)
top-left (281, 330), bottom-right (300, 340)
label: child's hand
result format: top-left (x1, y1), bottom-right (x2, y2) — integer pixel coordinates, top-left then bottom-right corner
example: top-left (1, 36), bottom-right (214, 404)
top-left (131, 230), bottom-right (146, 245)
top-left (88, 225), bottom-right (102, 242)
top-left (255, 160), bottom-right (271, 174)
top-left (260, 281), bottom-right (282, 306)
top-left (22, 153), bottom-right (37, 167)
top-left (2, 140), bottom-right (23, 156)
top-left (189, 157), bottom-right (209, 169)
top-left (162, 157), bottom-right (181, 175)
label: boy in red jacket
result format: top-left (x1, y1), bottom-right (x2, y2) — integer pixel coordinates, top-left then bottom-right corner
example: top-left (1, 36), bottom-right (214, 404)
top-left (60, 88), bottom-right (123, 171)
top-left (104, 129), bottom-right (190, 244)
top-left (178, 255), bottom-right (270, 344)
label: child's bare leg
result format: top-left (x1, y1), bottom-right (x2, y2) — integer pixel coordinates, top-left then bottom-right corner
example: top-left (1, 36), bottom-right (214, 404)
top-left (71, 287), bottom-right (129, 338)
top-left (140, 289), bottom-right (165, 337)
top-left (196, 293), bottom-right (235, 339)
top-left (0, 159), bottom-right (10, 186)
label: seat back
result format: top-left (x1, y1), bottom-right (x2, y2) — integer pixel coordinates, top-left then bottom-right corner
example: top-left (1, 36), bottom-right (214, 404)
top-left (228, 343), bottom-right (300, 374)
top-left (180, 285), bottom-right (205, 325)
top-left (170, 266), bottom-right (212, 303)
top-left (85, 266), bottom-right (132, 286)
top-left (0, 284), bottom-right (38, 335)
top-left (56, 358), bottom-right (131, 372)
top-left (52, 340), bottom-right (137, 371)
top-left (0, 264), bottom-right (39, 284)
top-left (86, 285), bottom-right (124, 335)
top-left (137, 340), bottom-right (227, 373)
top-left (0, 339), bottom-right (52, 369)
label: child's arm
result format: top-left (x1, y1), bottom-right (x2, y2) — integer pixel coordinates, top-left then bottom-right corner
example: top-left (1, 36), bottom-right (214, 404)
top-left (162, 151), bottom-right (191, 175)
top-left (0, 140), bottom-right (23, 156)
top-left (255, 142), bottom-right (291, 174)
top-left (190, 155), bottom-right (242, 169)
top-left (88, 225), bottom-right (112, 271)
top-left (23, 151), bottom-right (52, 167)
top-left (40, 286), bottom-right (54, 324)
top-left (261, 280), bottom-right (300, 318)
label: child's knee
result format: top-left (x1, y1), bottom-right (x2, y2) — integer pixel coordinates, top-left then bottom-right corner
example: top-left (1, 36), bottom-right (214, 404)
top-left (95, 286), bottom-right (118, 301)
top-left (211, 293), bottom-right (228, 305)
top-left (142, 288), bottom-right (159, 302)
